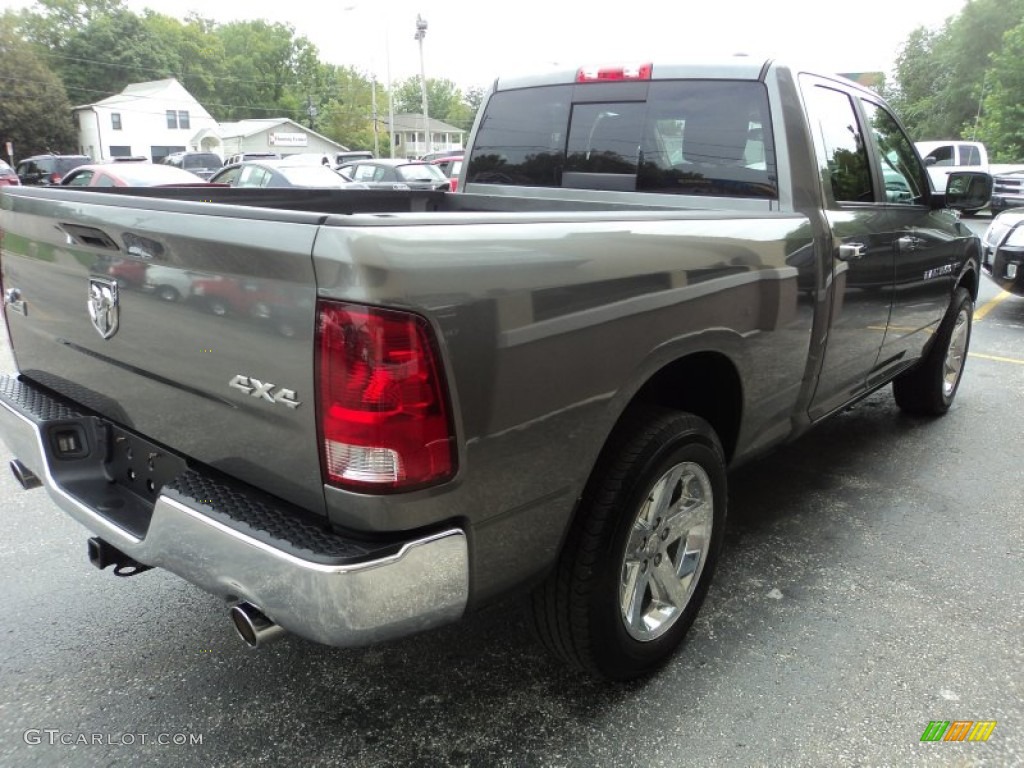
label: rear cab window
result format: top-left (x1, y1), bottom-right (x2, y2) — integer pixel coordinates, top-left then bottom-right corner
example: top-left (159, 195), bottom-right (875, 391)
top-left (466, 79), bottom-right (777, 199)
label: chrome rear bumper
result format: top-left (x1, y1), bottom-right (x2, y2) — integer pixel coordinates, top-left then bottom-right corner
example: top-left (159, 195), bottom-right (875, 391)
top-left (0, 374), bottom-right (469, 647)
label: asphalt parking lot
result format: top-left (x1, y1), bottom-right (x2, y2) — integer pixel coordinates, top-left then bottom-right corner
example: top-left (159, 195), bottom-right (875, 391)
top-left (0, 218), bottom-right (1020, 767)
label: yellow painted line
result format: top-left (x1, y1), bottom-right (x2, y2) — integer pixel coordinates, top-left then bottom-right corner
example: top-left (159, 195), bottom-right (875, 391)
top-left (974, 290), bottom-right (1012, 321)
top-left (970, 352), bottom-right (1024, 366)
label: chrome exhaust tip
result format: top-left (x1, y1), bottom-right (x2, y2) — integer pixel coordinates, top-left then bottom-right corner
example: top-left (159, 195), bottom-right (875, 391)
top-left (10, 459), bottom-right (42, 490)
top-left (230, 602), bottom-right (286, 648)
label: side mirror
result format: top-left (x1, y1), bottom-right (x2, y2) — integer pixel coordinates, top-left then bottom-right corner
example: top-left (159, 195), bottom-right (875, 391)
top-left (924, 156), bottom-right (937, 166)
top-left (940, 171), bottom-right (992, 211)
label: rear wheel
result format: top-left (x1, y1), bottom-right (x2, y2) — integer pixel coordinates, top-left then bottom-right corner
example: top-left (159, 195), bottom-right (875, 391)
top-left (156, 285), bottom-right (179, 302)
top-left (530, 408), bottom-right (726, 680)
top-left (893, 286), bottom-right (973, 415)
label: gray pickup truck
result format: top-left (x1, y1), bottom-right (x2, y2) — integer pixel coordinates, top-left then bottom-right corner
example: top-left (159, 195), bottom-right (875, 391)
top-left (0, 59), bottom-right (991, 681)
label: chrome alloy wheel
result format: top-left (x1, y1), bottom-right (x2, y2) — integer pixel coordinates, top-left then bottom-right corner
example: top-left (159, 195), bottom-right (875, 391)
top-left (620, 461), bottom-right (714, 642)
top-left (943, 306), bottom-right (970, 398)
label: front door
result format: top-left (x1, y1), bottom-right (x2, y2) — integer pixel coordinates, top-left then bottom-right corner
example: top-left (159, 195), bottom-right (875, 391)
top-left (802, 79), bottom-right (895, 420)
top-left (858, 99), bottom-right (962, 388)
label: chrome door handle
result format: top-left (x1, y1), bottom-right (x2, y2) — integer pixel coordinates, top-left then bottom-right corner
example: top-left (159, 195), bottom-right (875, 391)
top-left (838, 243), bottom-right (866, 261)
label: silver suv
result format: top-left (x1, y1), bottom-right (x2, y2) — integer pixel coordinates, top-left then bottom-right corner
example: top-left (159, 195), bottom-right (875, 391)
top-left (160, 151), bottom-right (223, 180)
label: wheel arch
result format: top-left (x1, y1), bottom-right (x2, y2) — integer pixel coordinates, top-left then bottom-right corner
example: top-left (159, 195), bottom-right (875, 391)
top-left (576, 349), bottom-right (744, 508)
top-left (625, 351), bottom-right (743, 465)
top-left (958, 241), bottom-right (981, 302)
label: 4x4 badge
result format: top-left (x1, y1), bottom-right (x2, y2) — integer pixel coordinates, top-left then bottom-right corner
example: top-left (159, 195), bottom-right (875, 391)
top-left (88, 277), bottom-right (119, 339)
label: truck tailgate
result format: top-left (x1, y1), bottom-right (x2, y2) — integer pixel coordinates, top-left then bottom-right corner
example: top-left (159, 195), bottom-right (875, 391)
top-left (1, 189), bottom-right (326, 515)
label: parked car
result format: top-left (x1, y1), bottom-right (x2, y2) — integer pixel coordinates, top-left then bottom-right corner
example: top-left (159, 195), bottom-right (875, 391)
top-left (280, 153), bottom-right (333, 166)
top-left (430, 156), bottom-right (463, 191)
top-left (160, 151), bottom-right (223, 180)
top-left (419, 150), bottom-right (463, 163)
top-left (61, 163), bottom-right (206, 187)
top-left (15, 154), bottom-right (91, 185)
top-left (332, 150), bottom-right (374, 166)
top-left (210, 159), bottom-right (358, 189)
top-left (143, 265), bottom-right (196, 302)
top-left (336, 158), bottom-right (451, 190)
top-left (989, 170), bottom-right (1024, 215)
top-left (225, 152), bottom-right (280, 165)
top-left (982, 209), bottom-right (1024, 295)
top-left (0, 159), bottom-right (20, 187)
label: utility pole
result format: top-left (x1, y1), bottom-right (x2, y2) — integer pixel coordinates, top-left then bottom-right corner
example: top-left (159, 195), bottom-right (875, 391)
top-left (414, 15), bottom-right (430, 158)
top-left (306, 95), bottom-right (317, 131)
top-left (370, 73), bottom-right (379, 158)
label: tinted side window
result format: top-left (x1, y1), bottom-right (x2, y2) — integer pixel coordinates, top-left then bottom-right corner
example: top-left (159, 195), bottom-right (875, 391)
top-left (927, 145), bottom-right (955, 166)
top-left (56, 158), bottom-right (87, 175)
top-left (861, 100), bottom-right (927, 205)
top-left (959, 144), bottom-right (982, 166)
top-left (804, 85), bottom-right (874, 204)
top-left (184, 154), bottom-right (220, 169)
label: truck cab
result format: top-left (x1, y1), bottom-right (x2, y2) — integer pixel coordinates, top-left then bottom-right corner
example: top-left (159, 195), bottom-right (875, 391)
top-left (915, 139), bottom-right (988, 195)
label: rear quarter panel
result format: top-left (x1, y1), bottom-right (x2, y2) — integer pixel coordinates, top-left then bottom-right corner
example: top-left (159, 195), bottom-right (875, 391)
top-left (312, 210), bottom-right (818, 603)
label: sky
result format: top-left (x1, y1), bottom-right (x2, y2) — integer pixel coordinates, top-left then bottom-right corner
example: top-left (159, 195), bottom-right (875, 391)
top-left (3, 0), bottom-right (971, 92)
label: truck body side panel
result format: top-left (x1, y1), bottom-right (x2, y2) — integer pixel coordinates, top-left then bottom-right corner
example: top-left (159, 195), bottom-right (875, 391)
top-left (311, 212), bottom-right (815, 604)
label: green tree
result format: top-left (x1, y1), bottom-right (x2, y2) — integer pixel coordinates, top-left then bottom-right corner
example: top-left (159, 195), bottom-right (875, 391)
top-left (142, 12), bottom-right (225, 109)
top-left (974, 22), bottom-right (1024, 161)
top-left (212, 20), bottom-right (321, 121)
top-left (0, 15), bottom-right (78, 157)
top-left (890, 0), bottom-right (1024, 144)
top-left (16, 0), bottom-right (125, 53)
top-left (318, 66), bottom-right (377, 150)
top-left (55, 9), bottom-right (181, 103)
top-left (391, 76), bottom-right (474, 124)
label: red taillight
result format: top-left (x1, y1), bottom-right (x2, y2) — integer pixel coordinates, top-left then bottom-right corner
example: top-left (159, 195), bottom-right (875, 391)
top-left (315, 300), bottom-right (455, 492)
top-left (576, 63), bottom-right (653, 82)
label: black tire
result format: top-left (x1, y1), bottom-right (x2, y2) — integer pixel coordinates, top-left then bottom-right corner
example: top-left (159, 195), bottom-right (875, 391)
top-left (530, 407), bottom-right (726, 681)
top-left (156, 285), bottom-right (180, 302)
top-left (893, 286), bottom-right (973, 416)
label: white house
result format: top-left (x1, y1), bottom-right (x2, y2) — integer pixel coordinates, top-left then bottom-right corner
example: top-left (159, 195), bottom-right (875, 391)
top-left (73, 79), bottom-right (222, 162)
top-left (388, 114), bottom-right (466, 159)
top-left (73, 78), bottom-right (465, 163)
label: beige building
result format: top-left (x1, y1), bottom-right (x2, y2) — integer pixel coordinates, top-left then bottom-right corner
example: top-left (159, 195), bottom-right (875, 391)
top-left (387, 114), bottom-right (466, 159)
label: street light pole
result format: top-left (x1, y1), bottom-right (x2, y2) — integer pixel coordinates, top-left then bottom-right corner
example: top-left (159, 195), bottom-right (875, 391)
top-left (414, 15), bottom-right (430, 158)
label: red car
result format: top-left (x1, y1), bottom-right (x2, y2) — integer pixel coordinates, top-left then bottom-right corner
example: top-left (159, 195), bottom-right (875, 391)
top-left (430, 156), bottom-right (463, 191)
top-left (0, 159), bottom-right (20, 187)
top-left (61, 163), bottom-right (207, 187)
